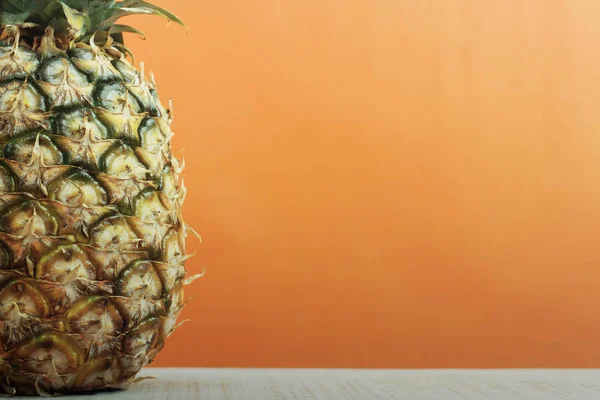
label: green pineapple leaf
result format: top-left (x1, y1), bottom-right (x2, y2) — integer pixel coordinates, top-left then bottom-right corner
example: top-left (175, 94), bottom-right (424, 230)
top-left (1, 0), bottom-right (185, 42)
top-left (101, 0), bottom-right (186, 30)
top-left (59, 1), bottom-right (90, 38)
top-left (109, 23), bottom-right (146, 39)
top-left (0, 0), bottom-right (37, 24)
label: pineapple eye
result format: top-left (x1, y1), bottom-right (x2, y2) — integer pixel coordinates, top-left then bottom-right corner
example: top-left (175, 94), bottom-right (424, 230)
top-left (159, 285), bottom-right (185, 337)
top-left (38, 57), bottom-right (89, 86)
top-left (112, 59), bottom-right (140, 84)
top-left (55, 108), bottom-right (109, 141)
top-left (37, 57), bottom-right (93, 108)
top-left (35, 244), bottom-right (96, 282)
top-left (0, 81), bottom-right (44, 106)
top-left (95, 82), bottom-right (142, 114)
top-left (156, 165), bottom-right (179, 198)
top-left (0, 81), bottom-right (47, 136)
top-left (0, 45), bottom-right (39, 80)
top-left (100, 143), bottom-right (147, 179)
top-left (47, 170), bottom-right (108, 207)
top-left (132, 188), bottom-right (171, 224)
top-left (122, 317), bottom-right (159, 355)
top-left (0, 201), bottom-right (58, 237)
top-left (68, 48), bottom-right (95, 61)
top-left (161, 228), bottom-right (185, 263)
top-left (89, 215), bottom-right (139, 251)
top-left (0, 279), bottom-right (50, 318)
top-left (138, 117), bottom-right (168, 153)
top-left (69, 47), bottom-right (120, 81)
top-left (165, 284), bottom-right (184, 315)
top-left (4, 132), bottom-right (64, 165)
top-left (0, 161), bottom-right (17, 192)
top-left (153, 261), bottom-right (185, 293)
top-left (109, 60), bottom-right (161, 116)
top-left (115, 260), bottom-right (162, 300)
top-left (63, 296), bottom-right (123, 335)
top-left (86, 248), bottom-right (146, 281)
top-left (15, 332), bottom-right (85, 374)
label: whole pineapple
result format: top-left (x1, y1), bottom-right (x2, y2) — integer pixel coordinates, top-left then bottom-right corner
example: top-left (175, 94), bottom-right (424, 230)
top-left (0, 0), bottom-right (195, 395)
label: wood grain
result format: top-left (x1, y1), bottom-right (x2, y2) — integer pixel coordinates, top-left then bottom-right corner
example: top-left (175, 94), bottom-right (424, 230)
top-left (34, 369), bottom-right (600, 399)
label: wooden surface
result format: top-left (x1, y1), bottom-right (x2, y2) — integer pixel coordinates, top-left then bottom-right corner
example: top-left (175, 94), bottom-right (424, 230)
top-left (30, 368), bottom-right (600, 399)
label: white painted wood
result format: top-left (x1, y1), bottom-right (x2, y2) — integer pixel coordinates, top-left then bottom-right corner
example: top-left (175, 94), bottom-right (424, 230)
top-left (18, 369), bottom-right (600, 399)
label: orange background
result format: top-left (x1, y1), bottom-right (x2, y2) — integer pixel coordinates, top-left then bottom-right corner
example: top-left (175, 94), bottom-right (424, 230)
top-left (129, 1), bottom-right (600, 368)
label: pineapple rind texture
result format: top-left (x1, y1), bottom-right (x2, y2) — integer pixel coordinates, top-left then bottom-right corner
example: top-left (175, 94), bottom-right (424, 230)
top-left (0, 28), bottom-right (189, 395)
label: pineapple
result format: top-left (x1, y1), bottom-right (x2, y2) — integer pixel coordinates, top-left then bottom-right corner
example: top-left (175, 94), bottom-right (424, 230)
top-left (0, 0), bottom-right (196, 395)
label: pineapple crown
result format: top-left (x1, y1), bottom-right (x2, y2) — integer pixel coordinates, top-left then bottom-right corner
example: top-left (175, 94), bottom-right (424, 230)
top-left (0, 0), bottom-right (184, 45)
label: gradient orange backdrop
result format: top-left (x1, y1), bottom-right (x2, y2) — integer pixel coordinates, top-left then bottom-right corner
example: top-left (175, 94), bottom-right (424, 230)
top-left (127, 1), bottom-right (600, 368)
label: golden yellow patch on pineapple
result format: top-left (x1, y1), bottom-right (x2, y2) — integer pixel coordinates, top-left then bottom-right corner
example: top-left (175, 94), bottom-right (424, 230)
top-left (0, 201), bottom-right (58, 237)
top-left (37, 58), bottom-right (94, 108)
top-left (0, 279), bottom-right (50, 318)
top-left (69, 45), bottom-right (121, 80)
top-left (0, 81), bottom-right (48, 136)
top-left (73, 357), bottom-right (120, 390)
top-left (0, 45), bottom-right (39, 80)
top-left (35, 244), bottom-right (96, 282)
top-left (115, 260), bottom-right (162, 299)
top-left (100, 144), bottom-right (148, 180)
top-left (89, 215), bottom-right (140, 251)
top-left (14, 332), bottom-right (85, 374)
top-left (46, 170), bottom-right (108, 206)
top-left (63, 296), bottom-right (123, 335)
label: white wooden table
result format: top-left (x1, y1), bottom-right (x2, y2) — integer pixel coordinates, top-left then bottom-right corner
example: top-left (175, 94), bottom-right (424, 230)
top-left (20, 368), bottom-right (600, 399)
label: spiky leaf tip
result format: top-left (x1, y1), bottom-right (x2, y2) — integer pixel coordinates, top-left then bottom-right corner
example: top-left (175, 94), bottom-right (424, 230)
top-left (0, 0), bottom-right (185, 44)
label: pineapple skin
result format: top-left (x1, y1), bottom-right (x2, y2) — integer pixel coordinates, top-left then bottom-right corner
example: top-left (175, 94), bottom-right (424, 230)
top-left (0, 29), bottom-right (189, 395)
